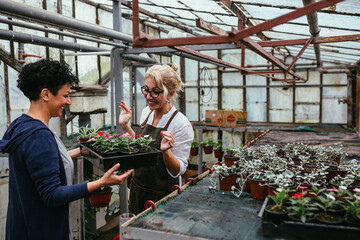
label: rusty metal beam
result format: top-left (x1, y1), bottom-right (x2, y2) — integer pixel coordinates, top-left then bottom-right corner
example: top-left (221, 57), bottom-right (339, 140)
top-left (173, 45), bottom-right (252, 72)
top-left (241, 37), bottom-right (306, 81)
top-left (195, 18), bottom-right (227, 35)
top-left (132, 0), bottom-right (343, 47)
top-left (287, 37), bottom-right (313, 72)
top-left (219, 0), bottom-right (268, 41)
top-left (258, 34), bottom-right (360, 47)
top-left (232, 1), bottom-right (360, 17)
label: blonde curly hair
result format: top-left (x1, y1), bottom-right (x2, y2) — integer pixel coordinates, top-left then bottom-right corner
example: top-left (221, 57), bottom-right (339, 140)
top-left (145, 63), bottom-right (184, 100)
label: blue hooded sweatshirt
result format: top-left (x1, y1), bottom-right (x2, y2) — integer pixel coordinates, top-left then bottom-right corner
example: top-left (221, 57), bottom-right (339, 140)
top-left (0, 114), bottom-right (89, 240)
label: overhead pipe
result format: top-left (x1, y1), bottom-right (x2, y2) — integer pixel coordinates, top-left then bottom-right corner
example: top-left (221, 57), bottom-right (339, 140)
top-left (302, 0), bottom-right (321, 67)
top-left (0, 29), bottom-right (157, 64)
top-left (0, 0), bottom-right (133, 43)
top-left (0, 18), bottom-right (126, 48)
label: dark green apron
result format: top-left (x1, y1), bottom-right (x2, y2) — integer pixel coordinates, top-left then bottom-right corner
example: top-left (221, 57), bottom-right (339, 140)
top-left (129, 109), bottom-right (179, 214)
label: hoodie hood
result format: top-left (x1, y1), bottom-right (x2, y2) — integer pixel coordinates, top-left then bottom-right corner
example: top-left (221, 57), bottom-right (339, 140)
top-left (0, 114), bottom-right (50, 154)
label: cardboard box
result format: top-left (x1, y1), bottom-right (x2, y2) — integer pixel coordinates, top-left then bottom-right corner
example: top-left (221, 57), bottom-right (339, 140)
top-left (205, 110), bottom-right (247, 127)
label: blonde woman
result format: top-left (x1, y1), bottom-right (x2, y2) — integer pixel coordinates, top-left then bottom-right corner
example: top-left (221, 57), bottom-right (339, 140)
top-left (119, 64), bottom-right (194, 214)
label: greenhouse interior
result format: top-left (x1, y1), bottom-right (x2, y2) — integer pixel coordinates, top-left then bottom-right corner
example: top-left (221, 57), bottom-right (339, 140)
top-left (0, 0), bottom-right (360, 239)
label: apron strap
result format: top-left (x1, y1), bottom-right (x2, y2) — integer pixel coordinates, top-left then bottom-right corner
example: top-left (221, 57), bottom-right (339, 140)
top-left (163, 110), bottom-right (179, 130)
top-left (140, 110), bottom-right (154, 129)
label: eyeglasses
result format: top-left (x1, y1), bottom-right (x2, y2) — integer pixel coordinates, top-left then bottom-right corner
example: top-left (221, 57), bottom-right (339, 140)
top-left (140, 86), bottom-right (164, 98)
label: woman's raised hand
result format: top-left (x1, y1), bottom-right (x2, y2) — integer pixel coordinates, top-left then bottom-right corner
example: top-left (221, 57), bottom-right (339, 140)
top-left (118, 100), bottom-right (132, 127)
top-left (160, 131), bottom-right (175, 152)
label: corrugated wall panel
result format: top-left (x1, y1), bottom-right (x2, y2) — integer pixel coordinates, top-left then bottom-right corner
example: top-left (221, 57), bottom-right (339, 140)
top-left (269, 77), bottom-right (293, 122)
top-left (322, 74), bottom-right (347, 123)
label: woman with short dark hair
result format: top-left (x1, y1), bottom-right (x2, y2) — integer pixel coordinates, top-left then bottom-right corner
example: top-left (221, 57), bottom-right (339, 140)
top-left (0, 59), bottom-right (133, 240)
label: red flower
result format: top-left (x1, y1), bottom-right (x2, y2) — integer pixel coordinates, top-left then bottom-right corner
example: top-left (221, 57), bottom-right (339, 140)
top-left (105, 134), bottom-right (111, 138)
top-left (293, 193), bottom-right (306, 198)
top-left (140, 134), bottom-right (144, 137)
top-left (116, 134), bottom-right (122, 137)
top-left (135, 135), bottom-right (139, 138)
top-left (97, 131), bottom-right (104, 136)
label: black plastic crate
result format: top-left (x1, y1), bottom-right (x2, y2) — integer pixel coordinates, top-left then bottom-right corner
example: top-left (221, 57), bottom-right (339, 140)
top-left (80, 142), bottom-right (161, 171)
top-left (260, 197), bottom-right (360, 240)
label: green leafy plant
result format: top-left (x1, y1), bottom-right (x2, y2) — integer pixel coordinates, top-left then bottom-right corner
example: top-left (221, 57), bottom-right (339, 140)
top-left (344, 190), bottom-right (360, 222)
top-left (200, 137), bottom-right (215, 147)
top-left (77, 124), bottom-right (99, 140)
top-left (214, 139), bottom-right (222, 151)
top-left (268, 188), bottom-right (292, 212)
top-left (133, 134), bottom-right (154, 150)
top-left (313, 191), bottom-right (344, 218)
top-left (191, 139), bottom-right (198, 149)
top-left (287, 196), bottom-right (318, 223)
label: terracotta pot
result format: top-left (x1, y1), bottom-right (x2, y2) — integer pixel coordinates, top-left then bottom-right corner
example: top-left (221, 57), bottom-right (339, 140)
top-left (79, 138), bottom-right (90, 143)
top-left (90, 187), bottom-right (112, 208)
top-left (223, 155), bottom-right (239, 167)
top-left (190, 147), bottom-right (198, 156)
top-left (214, 149), bottom-right (224, 159)
top-left (331, 155), bottom-right (341, 166)
top-left (202, 146), bottom-right (213, 154)
top-left (267, 185), bottom-right (278, 196)
top-left (326, 166), bottom-right (347, 183)
top-left (249, 177), bottom-right (267, 200)
top-left (219, 174), bottom-right (239, 191)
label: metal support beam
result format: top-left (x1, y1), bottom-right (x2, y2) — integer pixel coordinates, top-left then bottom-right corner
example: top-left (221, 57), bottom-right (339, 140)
top-left (0, 29), bottom-right (104, 52)
top-left (259, 34), bottom-right (360, 47)
top-left (286, 37), bottom-right (313, 72)
top-left (196, 18), bottom-right (227, 35)
top-left (132, 0), bottom-right (343, 47)
top-left (303, 0), bottom-right (322, 67)
top-left (0, 0), bottom-right (133, 42)
top-left (241, 37), bottom-right (306, 81)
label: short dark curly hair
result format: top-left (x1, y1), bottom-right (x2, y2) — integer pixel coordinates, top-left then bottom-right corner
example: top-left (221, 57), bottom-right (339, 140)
top-left (17, 59), bottom-right (79, 101)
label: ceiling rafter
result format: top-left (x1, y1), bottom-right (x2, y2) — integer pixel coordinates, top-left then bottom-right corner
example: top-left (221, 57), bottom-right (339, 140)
top-left (231, 1), bottom-right (360, 17)
top-left (251, 17), bottom-right (360, 33)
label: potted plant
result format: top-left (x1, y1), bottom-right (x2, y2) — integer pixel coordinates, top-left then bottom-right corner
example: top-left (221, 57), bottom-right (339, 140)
top-left (287, 195), bottom-right (317, 223)
top-left (213, 139), bottom-right (223, 159)
top-left (89, 175), bottom-right (112, 208)
top-left (344, 189), bottom-right (360, 227)
top-left (313, 191), bottom-right (345, 224)
top-left (200, 137), bottom-right (215, 154)
top-left (190, 139), bottom-right (199, 156)
top-left (223, 146), bottom-right (243, 167)
top-left (265, 188), bottom-right (291, 225)
top-left (213, 162), bottom-right (242, 192)
top-left (77, 124), bottom-right (99, 142)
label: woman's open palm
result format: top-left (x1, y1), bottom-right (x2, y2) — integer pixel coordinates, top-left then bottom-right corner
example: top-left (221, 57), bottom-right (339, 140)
top-left (119, 100), bottom-right (132, 126)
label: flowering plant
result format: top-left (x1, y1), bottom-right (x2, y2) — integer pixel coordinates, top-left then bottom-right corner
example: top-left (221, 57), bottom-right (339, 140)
top-left (133, 134), bottom-right (154, 151)
top-left (287, 195), bottom-right (317, 223)
top-left (313, 191), bottom-right (344, 217)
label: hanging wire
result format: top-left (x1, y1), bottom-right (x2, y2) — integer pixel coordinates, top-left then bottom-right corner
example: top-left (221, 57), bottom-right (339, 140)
top-left (199, 66), bottom-right (214, 104)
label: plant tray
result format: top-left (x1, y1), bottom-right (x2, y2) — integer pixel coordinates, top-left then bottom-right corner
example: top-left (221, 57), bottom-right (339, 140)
top-left (260, 197), bottom-right (360, 240)
top-left (80, 142), bottom-right (161, 171)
